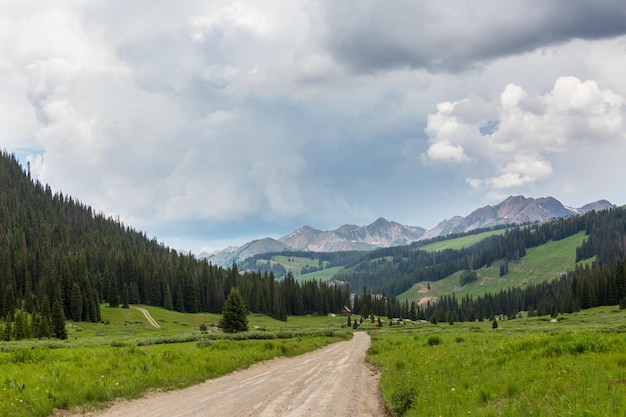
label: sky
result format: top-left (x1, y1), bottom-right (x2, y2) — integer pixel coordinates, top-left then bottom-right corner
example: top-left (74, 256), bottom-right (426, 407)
top-left (1, 1), bottom-right (626, 254)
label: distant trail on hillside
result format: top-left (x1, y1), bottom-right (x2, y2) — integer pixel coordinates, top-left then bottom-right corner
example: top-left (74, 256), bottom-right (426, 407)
top-left (132, 307), bottom-right (160, 328)
top-left (61, 332), bottom-right (384, 417)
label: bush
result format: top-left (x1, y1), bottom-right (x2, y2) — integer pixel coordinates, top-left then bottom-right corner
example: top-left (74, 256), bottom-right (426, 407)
top-left (460, 270), bottom-right (478, 286)
top-left (427, 335), bottom-right (442, 346)
top-left (390, 385), bottom-right (417, 416)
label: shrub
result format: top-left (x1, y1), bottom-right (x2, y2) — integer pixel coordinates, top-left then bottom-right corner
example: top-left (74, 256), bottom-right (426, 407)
top-left (427, 335), bottom-right (442, 346)
top-left (390, 386), bottom-right (417, 416)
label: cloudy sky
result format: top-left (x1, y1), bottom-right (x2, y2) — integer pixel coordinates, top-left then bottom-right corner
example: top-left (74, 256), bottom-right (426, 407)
top-left (2, 1), bottom-right (626, 254)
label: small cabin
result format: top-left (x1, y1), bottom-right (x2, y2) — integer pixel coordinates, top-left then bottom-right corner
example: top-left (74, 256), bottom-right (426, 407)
top-left (340, 305), bottom-right (351, 316)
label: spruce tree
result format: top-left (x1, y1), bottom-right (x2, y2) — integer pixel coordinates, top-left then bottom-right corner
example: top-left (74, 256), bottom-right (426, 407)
top-left (70, 283), bottom-right (83, 321)
top-left (109, 277), bottom-right (120, 307)
top-left (150, 272), bottom-right (162, 306)
top-left (39, 296), bottom-right (52, 338)
top-left (163, 284), bottom-right (174, 310)
top-left (221, 288), bottom-right (248, 333)
top-left (122, 284), bottom-right (130, 308)
top-left (51, 299), bottom-right (67, 339)
top-left (174, 283), bottom-right (185, 312)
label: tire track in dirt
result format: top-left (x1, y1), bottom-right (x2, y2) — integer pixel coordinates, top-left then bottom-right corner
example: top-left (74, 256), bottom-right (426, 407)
top-left (131, 307), bottom-right (160, 328)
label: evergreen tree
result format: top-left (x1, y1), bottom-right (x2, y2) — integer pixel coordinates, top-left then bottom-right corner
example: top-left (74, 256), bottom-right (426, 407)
top-left (122, 284), bottom-right (130, 308)
top-left (128, 282), bottom-right (140, 305)
top-left (220, 288), bottom-right (248, 333)
top-left (2, 283), bottom-right (16, 317)
top-left (38, 296), bottom-right (52, 338)
top-left (70, 283), bottom-right (83, 321)
top-left (2, 322), bottom-right (12, 341)
top-left (163, 284), bottom-right (174, 310)
top-left (150, 272), bottom-right (162, 306)
top-left (174, 283), bottom-right (185, 312)
top-left (109, 277), bottom-right (120, 307)
top-left (51, 299), bottom-right (67, 339)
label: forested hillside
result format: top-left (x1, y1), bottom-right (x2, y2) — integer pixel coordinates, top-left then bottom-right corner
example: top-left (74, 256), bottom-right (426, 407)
top-left (335, 207), bottom-right (626, 322)
top-left (0, 151), bottom-right (350, 340)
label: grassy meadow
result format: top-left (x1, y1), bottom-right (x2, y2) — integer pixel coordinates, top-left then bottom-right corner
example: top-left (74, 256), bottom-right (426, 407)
top-left (418, 229), bottom-right (509, 252)
top-left (367, 306), bottom-right (626, 416)
top-left (0, 305), bottom-right (351, 417)
top-left (2, 302), bottom-right (626, 417)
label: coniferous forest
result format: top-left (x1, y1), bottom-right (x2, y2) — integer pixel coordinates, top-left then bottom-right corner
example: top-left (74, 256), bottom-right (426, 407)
top-left (0, 151), bottom-right (349, 340)
top-left (1, 148), bottom-right (626, 341)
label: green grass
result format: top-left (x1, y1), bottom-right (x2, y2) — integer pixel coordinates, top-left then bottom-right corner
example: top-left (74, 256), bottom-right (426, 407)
top-left (296, 266), bottom-right (344, 282)
top-left (270, 255), bottom-right (327, 273)
top-left (368, 306), bottom-right (626, 416)
top-left (257, 255), bottom-right (342, 282)
top-left (399, 231), bottom-right (593, 303)
top-left (0, 305), bottom-right (353, 417)
top-left (419, 229), bottom-right (508, 251)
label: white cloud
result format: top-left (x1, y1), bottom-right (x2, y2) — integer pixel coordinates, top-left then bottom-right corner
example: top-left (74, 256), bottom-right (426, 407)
top-left (426, 140), bottom-right (471, 163)
top-left (1, 2), bottom-right (626, 252)
top-left (467, 156), bottom-right (553, 190)
top-left (425, 76), bottom-right (625, 193)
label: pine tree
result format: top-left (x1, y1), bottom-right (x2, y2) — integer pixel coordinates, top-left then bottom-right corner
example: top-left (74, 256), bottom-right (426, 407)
top-left (109, 277), bottom-right (120, 308)
top-left (174, 283), bottom-right (185, 312)
top-left (2, 283), bottom-right (16, 317)
top-left (220, 288), bottom-right (248, 333)
top-left (150, 272), bottom-right (162, 306)
top-left (51, 299), bottom-right (67, 340)
top-left (38, 296), bottom-right (52, 338)
top-left (163, 284), bottom-right (174, 310)
top-left (122, 284), bottom-right (130, 308)
top-left (70, 283), bottom-right (83, 321)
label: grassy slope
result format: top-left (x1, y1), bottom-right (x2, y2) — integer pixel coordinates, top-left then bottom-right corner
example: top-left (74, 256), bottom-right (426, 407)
top-left (418, 229), bottom-right (508, 251)
top-left (256, 254), bottom-right (342, 283)
top-left (296, 266), bottom-right (344, 282)
top-left (398, 231), bottom-right (594, 303)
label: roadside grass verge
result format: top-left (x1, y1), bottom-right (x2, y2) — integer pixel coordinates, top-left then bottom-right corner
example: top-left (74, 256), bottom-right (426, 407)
top-left (0, 329), bottom-right (351, 417)
top-left (367, 307), bottom-right (626, 416)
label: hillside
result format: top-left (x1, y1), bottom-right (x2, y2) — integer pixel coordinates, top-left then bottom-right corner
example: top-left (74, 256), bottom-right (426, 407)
top-left (398, 230), bottom-right (594, 304)
top-left (0, 151), bottom-right (355, 340)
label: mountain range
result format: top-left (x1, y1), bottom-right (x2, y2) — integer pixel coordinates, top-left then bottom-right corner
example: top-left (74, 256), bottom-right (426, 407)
top-left (201, 196), bottom-right (615, 267)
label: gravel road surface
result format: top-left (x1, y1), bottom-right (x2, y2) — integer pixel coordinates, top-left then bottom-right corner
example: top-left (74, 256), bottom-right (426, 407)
top-left (62, 331), bottom-right (385, 417)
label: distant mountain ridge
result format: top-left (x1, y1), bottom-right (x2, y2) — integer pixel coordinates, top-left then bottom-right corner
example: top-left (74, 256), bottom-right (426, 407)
top-left (201, 196), bottom-right (615, 267)
top-left (421, 196), bottom-right (613, 239)
top-left (280, 217), bottom-right (427, 252)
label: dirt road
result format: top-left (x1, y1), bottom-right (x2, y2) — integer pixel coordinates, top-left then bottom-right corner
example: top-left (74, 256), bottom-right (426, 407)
top-left (66, 331), bottom-right (385, 417)
top-left (131, 306), bottom-right (160, 328)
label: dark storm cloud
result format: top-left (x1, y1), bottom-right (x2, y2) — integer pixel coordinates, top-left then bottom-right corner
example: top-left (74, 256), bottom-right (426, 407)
top-left (320, 0), bottom-right (626, 73)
